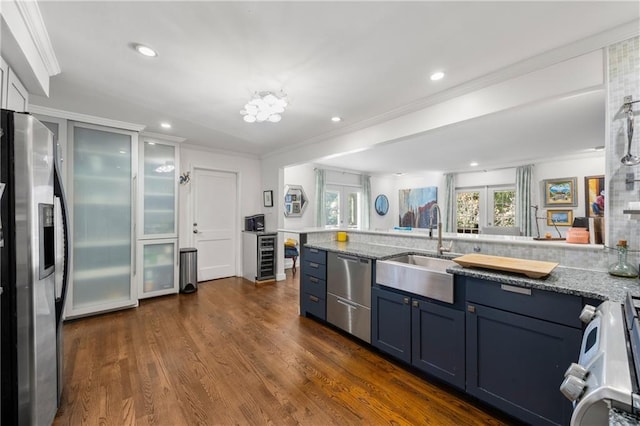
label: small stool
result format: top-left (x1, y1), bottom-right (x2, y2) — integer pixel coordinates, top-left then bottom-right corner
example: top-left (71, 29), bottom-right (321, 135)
top-left (284, 245), bottom-right (299, 275)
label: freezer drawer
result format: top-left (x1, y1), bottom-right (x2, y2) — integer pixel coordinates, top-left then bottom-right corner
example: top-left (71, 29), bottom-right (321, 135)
top-left (327, 292), bottom-right (371, 343)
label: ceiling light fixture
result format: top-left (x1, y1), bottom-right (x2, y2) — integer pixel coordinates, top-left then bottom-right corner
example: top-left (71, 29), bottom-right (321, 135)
top-left (331, 116), bottom-right (342, 122)
top-left (134, 43), bottom-right (158, 57)
top-left (160, 122), bottom-right (171, 129)
top-left (430, 71), bottom-right (445, 81)
top-left (470, 161), bottom-right (479, 167)
top-left (240, 91), bottom-right (287, 123)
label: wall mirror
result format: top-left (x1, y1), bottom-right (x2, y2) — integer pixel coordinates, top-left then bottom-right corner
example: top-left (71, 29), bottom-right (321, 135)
top-left (284, 185), bottom-right (308, 217)
top-left (374, 194), bottom-right (389, 216)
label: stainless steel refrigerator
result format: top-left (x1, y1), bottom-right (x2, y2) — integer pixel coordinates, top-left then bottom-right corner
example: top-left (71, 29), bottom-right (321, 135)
top-left (0, 109), bottom-right (70, 425)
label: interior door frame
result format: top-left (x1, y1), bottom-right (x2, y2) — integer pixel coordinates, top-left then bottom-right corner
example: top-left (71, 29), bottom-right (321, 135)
top-left (189, 165), bottom-right (242, 278)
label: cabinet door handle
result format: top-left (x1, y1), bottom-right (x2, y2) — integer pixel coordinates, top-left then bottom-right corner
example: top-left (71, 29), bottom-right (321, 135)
top-left (403, 297), bottom-right (410, 305)
top-left (411, 300), bottom-right (419, 307)
top-left (500, 284), bottom-right (532, 296)
top-left (309, 295), bottom-right (319, 303)
top-left (309, 262), bottom-right (319, 269)
top-left (309, 248), bottom-right (319, 253)
top-left (309, 277), bottom-right (319, 283)
top-left (467, 305), bottom-right (476, 313)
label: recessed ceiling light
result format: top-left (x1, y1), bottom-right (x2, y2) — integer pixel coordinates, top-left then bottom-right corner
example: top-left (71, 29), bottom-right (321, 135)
top-left (394, 172), bottom-right (406, 177)
top-left (134, 43), bottom-right (158, 57)
top-left (430, 71), bottom-right (445, 81)
top-left (470, 161), bottom-right (479, 167)
top-left (160, 122), bottom-right (171, 129)
top-left (331, 116), bottom-right (342, 122)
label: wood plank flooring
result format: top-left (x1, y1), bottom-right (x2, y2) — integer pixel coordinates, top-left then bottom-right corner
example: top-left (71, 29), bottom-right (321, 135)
top-left (54, 272), bottom-right (515, 425)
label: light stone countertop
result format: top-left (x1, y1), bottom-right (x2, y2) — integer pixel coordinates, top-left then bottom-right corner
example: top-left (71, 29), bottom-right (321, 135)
top-left (305, 241), bottom-right (640, 303)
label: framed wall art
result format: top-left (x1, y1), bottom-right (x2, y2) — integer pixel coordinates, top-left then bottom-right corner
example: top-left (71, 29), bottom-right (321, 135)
top-left (263, 190), bottom-right (273, 207)
top-left (584, 175), bottom-right (605, 217)
top-left (542, 177), bottom-right (577, 207)
top-left (398, 186), bottom-right (437, 228)
top-left (546, 209), bottom-right (573, 226)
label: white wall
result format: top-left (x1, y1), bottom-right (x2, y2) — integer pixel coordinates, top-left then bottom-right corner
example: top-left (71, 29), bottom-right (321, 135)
top-left (179, 145), bottom-right (262, 276)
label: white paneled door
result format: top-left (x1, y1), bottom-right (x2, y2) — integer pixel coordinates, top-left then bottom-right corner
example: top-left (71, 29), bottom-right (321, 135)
top-left (193, 169), bottom-right (237, 281)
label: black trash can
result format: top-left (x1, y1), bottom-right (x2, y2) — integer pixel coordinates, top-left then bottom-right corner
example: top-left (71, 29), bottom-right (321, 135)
top-left (179, 247), bottom-right (198, 293)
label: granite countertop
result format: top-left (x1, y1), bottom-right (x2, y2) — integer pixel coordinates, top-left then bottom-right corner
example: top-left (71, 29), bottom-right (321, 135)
top-left (305, 241), bottom-right (419, 260)
top-left (304, 241), bottom-right (640, 303)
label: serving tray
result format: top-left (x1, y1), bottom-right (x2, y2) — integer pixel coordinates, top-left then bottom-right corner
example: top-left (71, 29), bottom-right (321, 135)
top-left (452, 253), bottom-right (558, 279)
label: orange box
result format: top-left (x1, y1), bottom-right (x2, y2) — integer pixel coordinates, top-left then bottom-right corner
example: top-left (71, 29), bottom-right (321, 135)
top-left (566, 227), bottom-right (589, 244)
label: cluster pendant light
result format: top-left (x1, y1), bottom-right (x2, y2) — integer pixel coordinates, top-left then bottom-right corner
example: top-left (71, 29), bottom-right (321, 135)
top-left (241, 91), bottom-right (288, 123)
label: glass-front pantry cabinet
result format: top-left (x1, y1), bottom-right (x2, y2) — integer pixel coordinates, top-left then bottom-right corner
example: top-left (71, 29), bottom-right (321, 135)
top-left (137, 135), bottom-right (180, 299)
top-left (66, 122), bottom-right (139, 318)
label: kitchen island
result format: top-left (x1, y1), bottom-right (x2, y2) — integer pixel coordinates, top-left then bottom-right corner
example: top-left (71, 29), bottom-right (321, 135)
top-left (297, 236), bottom-right (640, 426)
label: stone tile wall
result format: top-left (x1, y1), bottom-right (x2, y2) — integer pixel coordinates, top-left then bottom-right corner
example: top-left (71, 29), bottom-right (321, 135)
top-left (607, 36), bottom-right (640, 270)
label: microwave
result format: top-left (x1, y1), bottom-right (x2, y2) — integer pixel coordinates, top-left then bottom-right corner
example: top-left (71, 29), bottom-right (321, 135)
top-left (244, 214), bottom-right (265, 232)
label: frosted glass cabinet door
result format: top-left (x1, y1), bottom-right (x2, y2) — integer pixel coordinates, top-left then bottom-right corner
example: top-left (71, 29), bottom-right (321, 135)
top-left (138, 239), bottom-right (178, 298)
top-left (141, 140), bottom-right (177, 237)
top-left (69, 123), bottom-right (137, 316)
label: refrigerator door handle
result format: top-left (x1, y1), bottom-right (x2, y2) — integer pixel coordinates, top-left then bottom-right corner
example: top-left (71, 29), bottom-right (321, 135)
top-left (0, 182), bottom-right (5, 248)
top-left (53, 162), bottom-right (70, 325)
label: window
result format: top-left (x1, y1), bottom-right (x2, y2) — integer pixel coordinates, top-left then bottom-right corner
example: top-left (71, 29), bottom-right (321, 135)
top-left (492, 189), bottom-right (516, 227)
top-left (324, 185), bottom-right (361, 228)
top-left (456, 186), bottom-right (515, 233)
top-left (456, 191), bottom-right (480, 233)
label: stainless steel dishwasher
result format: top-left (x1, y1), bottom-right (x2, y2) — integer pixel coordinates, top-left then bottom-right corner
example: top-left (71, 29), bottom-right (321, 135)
top-left (326, 252), bottom-right (372, 343)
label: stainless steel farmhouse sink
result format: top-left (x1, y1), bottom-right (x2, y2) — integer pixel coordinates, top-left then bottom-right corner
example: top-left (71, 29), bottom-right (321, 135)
top-left (376, 255), bottom-right (455, 303)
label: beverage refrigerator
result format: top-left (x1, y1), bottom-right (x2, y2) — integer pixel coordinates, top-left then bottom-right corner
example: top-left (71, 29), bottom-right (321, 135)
top-left (0, 109), bottom-right (70, 425)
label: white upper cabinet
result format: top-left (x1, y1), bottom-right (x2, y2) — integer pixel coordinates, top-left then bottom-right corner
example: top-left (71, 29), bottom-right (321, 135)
top-left (6, 68), bottom-right (29, 112)
top-left (0, 57), bottom-right (29, 112)
top-left (0, 57), bottom-right (8, 108)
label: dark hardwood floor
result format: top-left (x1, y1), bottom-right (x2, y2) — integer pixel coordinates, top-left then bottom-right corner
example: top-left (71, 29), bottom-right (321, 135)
top-left (54, 272), bottom-right (513, 425)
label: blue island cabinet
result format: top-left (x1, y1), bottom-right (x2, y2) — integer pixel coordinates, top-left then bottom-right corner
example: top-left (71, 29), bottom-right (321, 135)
top-left (463, 276), bottom-right (582, 426)
top-left (372, 285), bottom-right (465, 389)
top-left (300, 247), bottom-right (327, 320)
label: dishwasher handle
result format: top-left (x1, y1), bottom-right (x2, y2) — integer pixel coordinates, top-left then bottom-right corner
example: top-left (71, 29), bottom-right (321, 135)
top-left (337, 254), bottom-right (370, 265)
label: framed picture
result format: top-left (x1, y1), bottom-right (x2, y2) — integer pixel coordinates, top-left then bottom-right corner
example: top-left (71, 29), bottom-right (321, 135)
top-left (542, 177), bottom-right (578, 207)
top-left (292, 202), bottom-right (301, 214)
top-left (263, 190), bottom-right (273, 207)
top-left (584, 175), bottom-right (605, 217)
top-left (546, 209), bottom-right (573, 226)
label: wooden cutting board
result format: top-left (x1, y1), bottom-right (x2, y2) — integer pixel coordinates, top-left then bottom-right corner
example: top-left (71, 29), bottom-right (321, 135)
top-left (452, 253), bottom-right (558, 279)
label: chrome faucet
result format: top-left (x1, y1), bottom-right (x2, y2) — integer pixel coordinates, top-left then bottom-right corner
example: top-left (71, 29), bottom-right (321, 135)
top-left (430, 203), bottom-right (452, 256)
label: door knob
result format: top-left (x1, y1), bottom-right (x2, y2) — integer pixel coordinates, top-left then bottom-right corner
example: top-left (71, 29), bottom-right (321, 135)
top-left (193, 229), bottom-right (198, 234)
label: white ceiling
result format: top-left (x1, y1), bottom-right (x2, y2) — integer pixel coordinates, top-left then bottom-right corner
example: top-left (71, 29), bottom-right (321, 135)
top-left (31, 1), bottom-right (639, 173)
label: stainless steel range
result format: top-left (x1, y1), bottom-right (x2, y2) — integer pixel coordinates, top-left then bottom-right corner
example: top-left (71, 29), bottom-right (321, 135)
top-left (560, 292), bottom-right (640, 425)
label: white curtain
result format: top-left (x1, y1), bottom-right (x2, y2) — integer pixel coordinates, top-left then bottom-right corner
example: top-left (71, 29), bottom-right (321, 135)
top-left (315, 168), bottom-right (326, 227)
top-left (443, 173), bottom-right (456, 232)
top-left (516, 164), bottom-right (534, 236)
top-left (361, 174), bottom-right (371, 230)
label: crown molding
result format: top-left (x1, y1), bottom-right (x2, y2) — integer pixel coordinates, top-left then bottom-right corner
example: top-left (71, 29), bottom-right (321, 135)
top-left (14, 0), bottom-right (61, 76)
top-left (140, 131), bottom-right (186, 144)
top-left (181, 142), bottom-right (260, 160)
top-left (29, 104), bottom-right (145, 132)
